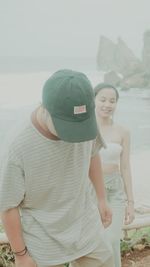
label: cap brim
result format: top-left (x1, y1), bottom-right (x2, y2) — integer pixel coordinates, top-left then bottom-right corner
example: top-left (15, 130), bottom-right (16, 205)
top-left (51, 112), bottom-right (98, 143)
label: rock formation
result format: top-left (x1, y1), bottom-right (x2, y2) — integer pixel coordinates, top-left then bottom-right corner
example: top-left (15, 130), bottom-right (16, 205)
top-left (97, 31), bottom-right (150, 89)
top-left (114, 37), bottom-right (143, 77)
top-left (142, 30), bottom-right (150, 75)
top-left (97, 36), bottom-right (142, 75)
top-left (119, 72), bottom-right (149, 90)
top-left (104, 71), bottom-right (122, 87)
top-left (96, 36), bottom-right (116, 71)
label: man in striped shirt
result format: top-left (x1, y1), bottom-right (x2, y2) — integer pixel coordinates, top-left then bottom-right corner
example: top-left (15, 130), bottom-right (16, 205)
top-left (0, 70), bottom-right (114, 267)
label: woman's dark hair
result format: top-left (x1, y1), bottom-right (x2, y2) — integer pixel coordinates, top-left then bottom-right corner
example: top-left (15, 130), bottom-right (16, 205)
top-left (94, 83), bottom-right (119, 101)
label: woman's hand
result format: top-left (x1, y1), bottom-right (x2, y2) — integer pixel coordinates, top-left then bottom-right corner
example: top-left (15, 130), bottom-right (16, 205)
top-left (124, 202), bottom-right (135, 224)
top-left (98, 201), bottom-right (112, 228)
top-left (15, 253), bottom-right (37, 267)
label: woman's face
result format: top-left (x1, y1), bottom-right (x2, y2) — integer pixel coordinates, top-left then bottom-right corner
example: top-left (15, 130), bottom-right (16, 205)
top-left (95, 88), bottom-right (117, 118)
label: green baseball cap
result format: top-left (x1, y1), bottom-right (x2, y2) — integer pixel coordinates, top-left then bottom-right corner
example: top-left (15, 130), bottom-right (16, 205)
top-left (42, 69), bottom-right (98, 142)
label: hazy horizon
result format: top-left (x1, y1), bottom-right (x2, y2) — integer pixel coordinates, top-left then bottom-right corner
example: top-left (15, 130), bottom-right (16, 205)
top-left (0, 0), bottom-right (150, 60)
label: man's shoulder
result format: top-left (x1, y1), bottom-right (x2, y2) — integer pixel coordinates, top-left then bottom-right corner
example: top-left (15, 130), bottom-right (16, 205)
top-left (4, 121), bottom-right (32, 155)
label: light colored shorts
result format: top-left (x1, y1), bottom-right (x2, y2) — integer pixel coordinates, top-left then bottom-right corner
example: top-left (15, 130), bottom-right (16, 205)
top-left (37, 238), bottom-right (114, 267)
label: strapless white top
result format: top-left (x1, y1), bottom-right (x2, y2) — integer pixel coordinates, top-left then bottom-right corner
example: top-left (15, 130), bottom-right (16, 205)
top-left (100, 142), bottom-right (122, 164)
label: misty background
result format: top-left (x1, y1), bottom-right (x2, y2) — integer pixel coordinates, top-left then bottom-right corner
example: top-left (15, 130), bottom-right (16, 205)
top-left (0, 0), bottom-right (150, 71)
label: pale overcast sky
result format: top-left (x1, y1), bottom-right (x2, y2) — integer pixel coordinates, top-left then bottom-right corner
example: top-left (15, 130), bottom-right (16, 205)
top-left (0, 0), bottom-right (150, 58)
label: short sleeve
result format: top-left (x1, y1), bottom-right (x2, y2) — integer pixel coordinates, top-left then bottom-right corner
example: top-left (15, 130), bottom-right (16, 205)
top-left (0, 148), bottom-right (25, 212)
top-left (91, 131), bottom-right (106, 157)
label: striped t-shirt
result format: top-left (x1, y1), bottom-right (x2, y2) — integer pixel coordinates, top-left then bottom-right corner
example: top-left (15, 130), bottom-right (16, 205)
top-left (0, 115), bottom-right (111, 266)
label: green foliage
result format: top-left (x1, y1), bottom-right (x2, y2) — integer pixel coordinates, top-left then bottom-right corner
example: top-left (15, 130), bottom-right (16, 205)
top-left (121, 227), bottom-right (150, 255)
top-left (120, 239), bottom-right (133, 255)
top-left (0, 243), bottom-right (14, 267)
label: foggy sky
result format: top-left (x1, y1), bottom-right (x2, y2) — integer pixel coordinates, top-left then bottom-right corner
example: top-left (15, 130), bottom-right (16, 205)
top-left (0, 0), bottom-right (150, 59)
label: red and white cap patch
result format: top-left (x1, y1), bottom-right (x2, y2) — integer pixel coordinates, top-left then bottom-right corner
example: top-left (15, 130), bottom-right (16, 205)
top-left (74, 105), bottom-right (87, 114)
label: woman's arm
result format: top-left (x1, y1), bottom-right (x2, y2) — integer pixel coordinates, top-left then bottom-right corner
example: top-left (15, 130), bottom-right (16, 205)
top-left (89, 154), bottom-right (112, 228)
top-left (120, 129), bottom-right (135, 224)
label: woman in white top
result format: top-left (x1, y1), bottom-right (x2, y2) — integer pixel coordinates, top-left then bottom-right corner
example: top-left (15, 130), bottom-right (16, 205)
top-left (94, 83), bottom-right (135, 267)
